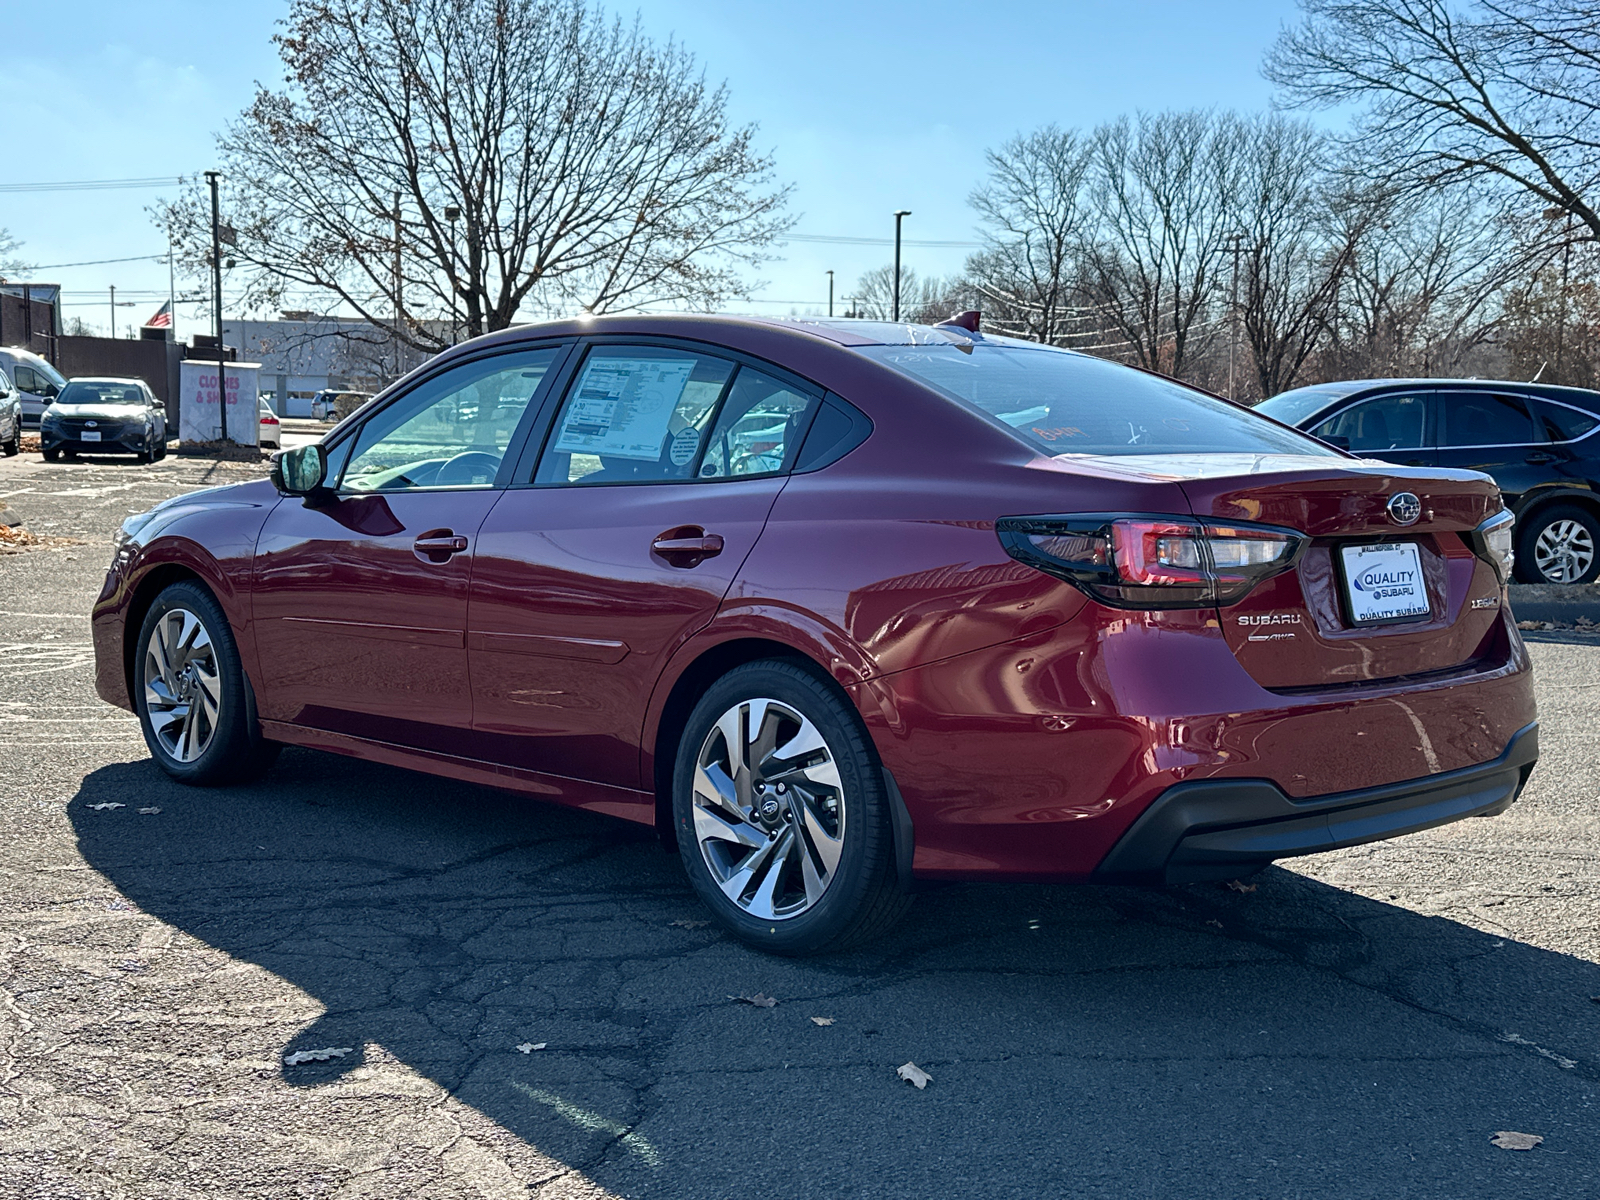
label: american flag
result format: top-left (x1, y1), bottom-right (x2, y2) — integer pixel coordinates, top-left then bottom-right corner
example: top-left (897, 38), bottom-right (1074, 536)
top-left (142, 300), bottom-right (172, 329)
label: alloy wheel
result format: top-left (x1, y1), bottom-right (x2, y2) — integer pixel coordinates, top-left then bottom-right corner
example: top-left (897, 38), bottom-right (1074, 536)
top-left (691, 698), bottom-right (847, 921)
top-left (143, 607), bottom-right (222, 762)
top-left (1533, 518), bottom-right (1596, 584)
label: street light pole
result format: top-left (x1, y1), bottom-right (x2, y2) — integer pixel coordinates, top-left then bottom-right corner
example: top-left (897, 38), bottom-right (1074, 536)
top-left (205, 170), bottom-right (229, 444)
top-left (892, 210), bottom-right (911, 321)
top-left (827, 270), bottom-right (834, 318)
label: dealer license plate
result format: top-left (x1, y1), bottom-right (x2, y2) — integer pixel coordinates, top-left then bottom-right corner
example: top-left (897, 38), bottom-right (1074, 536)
top-left (80, 431), bottom-right (101, 442)
top-left (1340, 542), bottom-right (1430, 624)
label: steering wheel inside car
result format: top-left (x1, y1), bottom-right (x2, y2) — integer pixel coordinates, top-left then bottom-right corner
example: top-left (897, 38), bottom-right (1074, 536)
top-left (434, 450), bottom-right (502, 487)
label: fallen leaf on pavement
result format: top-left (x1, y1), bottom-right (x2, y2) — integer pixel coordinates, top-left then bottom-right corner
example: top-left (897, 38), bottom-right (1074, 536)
top-left (516, 1042), bottom-right (546, 1054)
top-left (87, 803), bottom-right (125, 811)
top-left (1224, 879), bottom-right (1257, 893)
top-left (1205, 919), bottom-right (1224, 929)
top-left (1516, 619), bottom-right (1551, 630)
top-left (137, 807), bottom-right (161, 815)
top-left (897, 1062), bottom-right (932, 1089)
top-left (1490, 1131), bottom-right (1543, 1151)
top-left (283, 1047), bottom-right (354, 1065)
top-left (731, 993), bottom-right (778, 1007)
top-left (810, 1017), bottom-right (835, 1026)
top-left (670, 919), bottom-right (710, 929)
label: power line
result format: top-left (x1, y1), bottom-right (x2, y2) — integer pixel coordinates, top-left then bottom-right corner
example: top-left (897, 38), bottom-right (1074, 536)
top-left (0, 176), bottom-right (186, 194)
top-left (17, 253), bottom-right (171, 271)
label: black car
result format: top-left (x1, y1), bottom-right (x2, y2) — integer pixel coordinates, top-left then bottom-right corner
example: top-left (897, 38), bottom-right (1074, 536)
top-left (1259, 379), bottom-right (1600, 585)
top-left (40, 377), bottom-right (169, 464)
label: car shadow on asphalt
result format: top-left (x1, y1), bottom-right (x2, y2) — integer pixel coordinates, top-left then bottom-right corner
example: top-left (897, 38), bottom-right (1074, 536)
top-left (68, 748), bottom-right (1600, 1198)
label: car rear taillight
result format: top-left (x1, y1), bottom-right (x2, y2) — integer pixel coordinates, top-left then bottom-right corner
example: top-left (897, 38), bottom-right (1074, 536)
top-left (997, 514), bottom-right (1306, 609)
top-left (261, 415), bottom-right (279, 425)
top-left (1463, 509), bottom-right (1515, 585)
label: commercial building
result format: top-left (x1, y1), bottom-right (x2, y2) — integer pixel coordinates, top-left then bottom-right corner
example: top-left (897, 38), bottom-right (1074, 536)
top-left (220, 316), bottom-right (435, 417)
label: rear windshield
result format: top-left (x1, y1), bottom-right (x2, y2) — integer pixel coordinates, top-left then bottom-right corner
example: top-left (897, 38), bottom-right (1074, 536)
top-left (858, 343), bottom-right (1335, 458)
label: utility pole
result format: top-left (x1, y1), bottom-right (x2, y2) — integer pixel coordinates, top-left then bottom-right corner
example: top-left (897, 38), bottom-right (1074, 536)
top-left (205, 170), bottom-right (229, 443)
top-left (393, 190), bottom-right (403, 382)
top-left (167, 234), bottom-right (176, 345)
top-left (827, 270), bottom-right (834, 318)
top-left (892, 211), bottom-right (911, 321)
top-left (109, 285), bottom-right (116, 340)
top-left (444, 205), bottom-right (461, 346)
top-left (1226, 231), bottom-right (1245, 399)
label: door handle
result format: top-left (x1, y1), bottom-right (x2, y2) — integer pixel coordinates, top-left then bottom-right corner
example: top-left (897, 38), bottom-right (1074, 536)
top-left (413, 531), bottom-right (469, 563)
top-left (651, 527), bottom-right (724, 567)
top-left (1525, 452), bottom-right (1557, 464)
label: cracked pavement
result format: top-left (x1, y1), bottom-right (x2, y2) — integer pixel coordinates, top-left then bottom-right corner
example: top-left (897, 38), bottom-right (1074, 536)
top-left (1, 449), bottom-right (1597, 1198)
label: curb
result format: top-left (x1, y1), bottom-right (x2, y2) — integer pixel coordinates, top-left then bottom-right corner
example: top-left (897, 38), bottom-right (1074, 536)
top-left (1507, 583), bottom-right (1600, 626)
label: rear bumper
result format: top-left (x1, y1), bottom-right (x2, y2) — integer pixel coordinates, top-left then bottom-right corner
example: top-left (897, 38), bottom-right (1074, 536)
top-left (1094, 721), bottom-right (1539, 884)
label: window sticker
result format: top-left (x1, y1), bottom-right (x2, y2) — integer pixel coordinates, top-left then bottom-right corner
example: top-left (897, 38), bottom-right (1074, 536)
top-left (553, 357), bottom-right (695, 461)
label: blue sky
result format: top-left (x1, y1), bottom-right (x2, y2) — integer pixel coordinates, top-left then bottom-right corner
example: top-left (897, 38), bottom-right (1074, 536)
top-left (5, 0), bottom-right (1307, 340)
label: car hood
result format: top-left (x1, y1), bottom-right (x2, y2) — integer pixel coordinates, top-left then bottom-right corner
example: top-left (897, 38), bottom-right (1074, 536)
top-left (47, 402), bottom-right (150, 420)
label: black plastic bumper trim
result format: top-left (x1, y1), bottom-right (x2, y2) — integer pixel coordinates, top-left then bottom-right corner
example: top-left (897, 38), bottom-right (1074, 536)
top-left (1094, 722), bottom-right (1539, 885)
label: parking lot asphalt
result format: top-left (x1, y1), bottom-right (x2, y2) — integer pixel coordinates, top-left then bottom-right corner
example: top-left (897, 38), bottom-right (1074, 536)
top-left (2, 450), bottom-right (1597, 1200)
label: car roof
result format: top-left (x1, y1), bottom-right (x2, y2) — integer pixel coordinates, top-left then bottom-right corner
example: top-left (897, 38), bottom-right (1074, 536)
top-left (66, 376), bottom-right (149, 387)
top-left (1277, 377), bottom-right (1600, 406)
top-left (467, 312), bottom-right (1069, 353)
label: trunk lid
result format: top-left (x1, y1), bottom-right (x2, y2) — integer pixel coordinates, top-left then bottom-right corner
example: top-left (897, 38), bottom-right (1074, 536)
top-left (1173, 454), bottom-right (1507, 689)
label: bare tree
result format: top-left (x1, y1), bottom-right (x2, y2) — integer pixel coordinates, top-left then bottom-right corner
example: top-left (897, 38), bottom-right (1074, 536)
top-left (0, 229), bottom-right (28, 279)
top-left (1267, 0), bottom-right (1600, 245)
top-left (1318, 186), bottom-right (1535, 376)
top-left (1079, 111), bottom-right (1245, 377)
top-left (850, 264), bottom-right (969, 323)
top-left (969, 126), bottom-right (1094, 344)
top-left (1230, 117), bottom-right (1358, 399)
top-left (156, 0), bottom-right (791, 352)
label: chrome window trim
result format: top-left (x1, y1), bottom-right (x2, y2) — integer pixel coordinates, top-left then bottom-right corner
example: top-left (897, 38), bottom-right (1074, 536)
top-left (1311, 388), bottom-right (1600, 451)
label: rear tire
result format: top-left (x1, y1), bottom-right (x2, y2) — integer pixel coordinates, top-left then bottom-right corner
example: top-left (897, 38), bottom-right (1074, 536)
top-left (1515, 505), bottom-right (1600, 585)
top-left (133, 581), bottom-right (279, 785)
top-left (673, 659), bottom-right (911, 955)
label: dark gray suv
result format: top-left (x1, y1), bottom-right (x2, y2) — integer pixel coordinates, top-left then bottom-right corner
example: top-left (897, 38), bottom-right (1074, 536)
top-left (1259, 379), bottom-right (1600, 584)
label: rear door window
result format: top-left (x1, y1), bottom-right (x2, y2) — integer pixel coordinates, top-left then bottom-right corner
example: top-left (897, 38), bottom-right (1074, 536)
top-left (533, 347), bottom-right (736, 485)
top-left (1534, 399), bottom-right (1600, 443)
top-left (697, 368), bottom-right (816, 479)
top-left (1438, 392), bottom-right (1538, 447)
top-left (1311, 394), bottom-right (1427, 452)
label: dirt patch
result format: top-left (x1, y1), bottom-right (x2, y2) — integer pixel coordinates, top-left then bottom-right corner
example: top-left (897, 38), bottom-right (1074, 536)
top-left (20, 433), bottom-right (40, 453)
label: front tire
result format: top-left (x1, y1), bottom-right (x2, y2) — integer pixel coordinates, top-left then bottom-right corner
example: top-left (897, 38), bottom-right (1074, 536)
top-left (1516, 505), bottom-right (1600, 584)
top-left (42, 447), bottom-right (59, 462)
top-left (673, 659), bottom-right (911, 955)
top-left (2, 422), bottom-right (17, 457)
top-left (134, 581), bottom-right (279, 785)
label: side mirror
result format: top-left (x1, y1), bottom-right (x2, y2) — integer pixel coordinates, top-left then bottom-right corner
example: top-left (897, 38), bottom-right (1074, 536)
top-left (41, 382), bottom-right (60, 400)
top-left (270, 443), bottom-right (328, 497)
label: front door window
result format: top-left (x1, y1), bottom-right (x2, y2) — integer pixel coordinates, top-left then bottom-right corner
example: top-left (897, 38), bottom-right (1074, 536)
top-left (343, 349), bottom-right (559, 491)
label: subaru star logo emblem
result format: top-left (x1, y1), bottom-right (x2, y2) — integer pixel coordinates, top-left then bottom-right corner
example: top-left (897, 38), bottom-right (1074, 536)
top-left (1386, 492), bottom-right (1422, 526)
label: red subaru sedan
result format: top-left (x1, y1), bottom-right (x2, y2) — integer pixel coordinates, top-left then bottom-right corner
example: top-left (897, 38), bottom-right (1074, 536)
top-left (92, 315), bottom-right (1537, 953)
